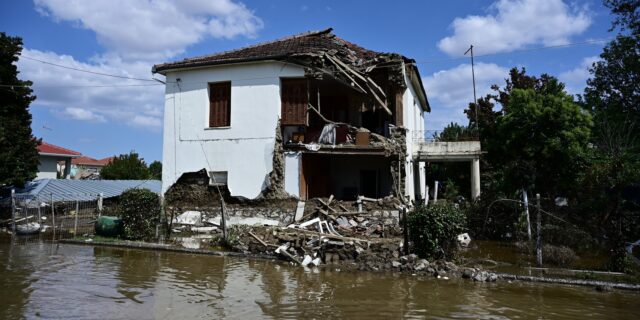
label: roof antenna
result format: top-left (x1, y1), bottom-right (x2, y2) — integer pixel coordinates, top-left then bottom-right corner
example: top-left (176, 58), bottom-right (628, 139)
top-left (464, 45), bottom-right (479, 135)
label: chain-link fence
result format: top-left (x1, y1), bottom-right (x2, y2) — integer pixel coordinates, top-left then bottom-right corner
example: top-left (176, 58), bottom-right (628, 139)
top-left (7, 191), bottom-right (103, 244)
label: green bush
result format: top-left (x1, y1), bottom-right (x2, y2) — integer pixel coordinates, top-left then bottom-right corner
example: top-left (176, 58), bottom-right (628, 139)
top-left (118, 188), bottom-right (160, 240)
top-left (542, 244), bottom-right (578, 267)
top-left (408, 203), bottom-right (467, 259)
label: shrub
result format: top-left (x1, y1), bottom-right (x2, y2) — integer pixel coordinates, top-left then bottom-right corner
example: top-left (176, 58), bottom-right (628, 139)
top-left (118, 188), bottom-right (160, 240)
top-left (408, 203), bottom-right (467, 259)
top-left (542, 244), bottom-right (577, 267)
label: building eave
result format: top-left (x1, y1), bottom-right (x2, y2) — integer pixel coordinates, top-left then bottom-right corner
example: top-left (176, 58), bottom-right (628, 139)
top-left (39, 153), bottom-right (81, 159)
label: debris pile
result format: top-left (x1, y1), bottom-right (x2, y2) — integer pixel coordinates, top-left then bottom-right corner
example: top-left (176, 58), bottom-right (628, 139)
top-left (297, 195), bottom-right (403, 238)
top-left (239, 225), bottom-right (497, 281)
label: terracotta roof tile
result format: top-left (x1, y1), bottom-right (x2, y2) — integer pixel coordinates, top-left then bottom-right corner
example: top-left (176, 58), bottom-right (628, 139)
top-left (153, 28), bottom-right (382, 73)
top-left (71, 156), bottom-right (113, 166)
top-left (37, 141), bottom-right (81, 157)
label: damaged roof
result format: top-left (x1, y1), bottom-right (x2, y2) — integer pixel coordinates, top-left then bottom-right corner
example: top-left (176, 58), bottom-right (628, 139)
top-left (152, 28), bottom-right (430, 112)
top-left (153, 28), bottom-right (380, 73)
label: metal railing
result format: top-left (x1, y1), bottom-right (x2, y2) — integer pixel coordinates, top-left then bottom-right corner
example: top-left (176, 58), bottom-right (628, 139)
top-left (411, 130), bottom-right (480, 143)
top-left (6, 191), bottom-right (103, 244)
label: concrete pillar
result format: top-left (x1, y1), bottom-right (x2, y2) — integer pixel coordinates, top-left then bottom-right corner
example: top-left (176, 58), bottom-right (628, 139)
top-left (433, 180), bottom-right (439, 203)
top-left (471, 158), bottom-right (481, 199)
top-left (63, 158), bottom-right (72, 179)
top-left (418, 162), bottom-right (426, 201)
top-left (424, 185), bottom-right (430, 205)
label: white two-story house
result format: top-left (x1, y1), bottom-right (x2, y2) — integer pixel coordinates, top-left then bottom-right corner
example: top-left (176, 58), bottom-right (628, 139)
top-left (153, 28), bottom-right (432, 204)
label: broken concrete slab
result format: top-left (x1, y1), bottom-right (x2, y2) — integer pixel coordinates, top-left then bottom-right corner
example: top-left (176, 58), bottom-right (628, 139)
top-left (191, 226), bottom-right (218, 233)
top-left (173, 211), bottom-right (202, 225)
top-left (294, 201), bottom-right (306, 222)
top-left (208, 216), bottom-right (279, 227)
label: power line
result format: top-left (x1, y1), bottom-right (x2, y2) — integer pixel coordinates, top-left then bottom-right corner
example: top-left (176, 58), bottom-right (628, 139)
top-left (20, 55), bottom-right (158, 82)
top-left (12, 38), bottom-right (610, 89)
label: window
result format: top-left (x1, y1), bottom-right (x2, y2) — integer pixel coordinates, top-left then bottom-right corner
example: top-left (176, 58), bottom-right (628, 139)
top-left (209, 171), bottom-right (228, 186)
top-left (209, 82), bottom-right (231, 127)
top-left (281, 78), bottom-right (308, 125)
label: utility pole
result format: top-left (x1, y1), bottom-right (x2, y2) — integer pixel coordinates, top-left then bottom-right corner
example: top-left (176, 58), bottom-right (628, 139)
top-left (536, 193), bottom-right (542, 267)
top-left (464, 45), bottom-right (479, 134)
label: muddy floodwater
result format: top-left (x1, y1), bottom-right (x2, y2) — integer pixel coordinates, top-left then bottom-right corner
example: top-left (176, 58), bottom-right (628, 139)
top-left (1, 242), bottom-right (638, 319)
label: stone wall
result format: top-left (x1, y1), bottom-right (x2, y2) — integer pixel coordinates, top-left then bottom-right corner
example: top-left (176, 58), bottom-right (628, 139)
top-left (367, 209), bottom-right (402, 226)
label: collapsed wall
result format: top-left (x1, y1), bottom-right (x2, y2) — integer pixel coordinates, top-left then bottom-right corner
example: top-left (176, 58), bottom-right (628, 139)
top-left (386, 126), bottom-right (408, 202)
top-left (259, 120), bottom-right (289, 200)
top-left (164, 168), bottom-right (298, 227)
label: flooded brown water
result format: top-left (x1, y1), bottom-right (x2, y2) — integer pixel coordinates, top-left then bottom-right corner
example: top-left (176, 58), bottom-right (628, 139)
top-left (1, 241), bottom-right (638, 319)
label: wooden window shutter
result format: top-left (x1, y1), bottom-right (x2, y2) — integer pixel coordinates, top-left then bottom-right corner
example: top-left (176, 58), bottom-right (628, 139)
top-left (209, 82), bottom-right (231, 127)
top-left (281, 78), bottom-right (308, 125)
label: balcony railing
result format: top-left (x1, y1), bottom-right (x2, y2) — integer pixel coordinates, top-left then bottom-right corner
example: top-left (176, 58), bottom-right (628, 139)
top-left (411, 130), bottom-right (480, 143)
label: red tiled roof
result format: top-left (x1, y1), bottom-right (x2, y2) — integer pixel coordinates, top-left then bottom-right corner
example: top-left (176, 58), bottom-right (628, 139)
top-left (37, 141), bottom-right (81, 157)
top-left (71, 156), bottom-right (114, 166)
top-left (153, 28), bottom-right (382, 73)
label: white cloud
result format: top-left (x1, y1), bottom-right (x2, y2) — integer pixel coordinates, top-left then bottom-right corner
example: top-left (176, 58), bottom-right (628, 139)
top-left (438, 0), bottom-right (591, 56)
top-left (559, 56), bottom-right (599, 96)
top-left (19, 0), bottom-right (264, 130)
top-left (63, 107), bottom-right (106, 122)
top-left (423, 63), bottom-right (509, 130)
top-left (18, 49), bottom-right (164, 130)
top-left (129, 115), bottom-right (163, 128)
top-left (34, 0), bottom-right (264, 60)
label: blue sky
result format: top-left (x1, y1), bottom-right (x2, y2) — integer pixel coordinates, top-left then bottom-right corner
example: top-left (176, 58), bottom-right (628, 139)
top-left (1, 0), bottom-right (614, 162)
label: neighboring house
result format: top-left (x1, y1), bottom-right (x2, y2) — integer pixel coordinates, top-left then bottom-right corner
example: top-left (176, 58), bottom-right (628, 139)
top-left (70, 156), bottom-right (114, 180)
top-left (153, 28), bottom-right (480, 202)
top-left (37, 141), bottom-right (81, 180)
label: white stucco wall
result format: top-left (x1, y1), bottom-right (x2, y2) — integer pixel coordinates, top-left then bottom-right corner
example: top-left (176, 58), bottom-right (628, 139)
top-left (37, 156), bottom-right (58, 179)
top-left (284, 152), bottom-right (301, 198)
top-left (161, 61), bottom-right (305, 197)
top-left (402, 64), bottom-right (426, 201)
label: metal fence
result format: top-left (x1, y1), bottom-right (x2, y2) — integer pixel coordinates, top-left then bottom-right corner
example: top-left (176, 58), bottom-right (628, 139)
top-left (7, 190), bottom-right (103, 244)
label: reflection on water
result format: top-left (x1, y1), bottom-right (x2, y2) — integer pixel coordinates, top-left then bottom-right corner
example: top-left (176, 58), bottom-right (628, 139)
top-left (0, 241), bottom-right (638, 319)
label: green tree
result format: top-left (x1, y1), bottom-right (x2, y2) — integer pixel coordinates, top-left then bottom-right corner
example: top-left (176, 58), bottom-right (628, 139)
top-left (148, 160), bottom-right (162, 180)
top-left (577, 0), bottom-right (640, 270)
top-left (437, 122), bottom-right (473, 142)
top-left (605, 0), bottom-right (639, 34)
top-left (584, 0), bottom-right (639, 152)
top-left (0, 33), bottom-right (40, 187)
top-left (495, 88), bottom-right (592, 196)
top-left (100, 151), bottom-right (150, 180)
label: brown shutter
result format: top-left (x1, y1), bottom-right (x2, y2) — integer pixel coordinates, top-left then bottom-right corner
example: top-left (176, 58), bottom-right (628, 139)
top-left (209, 82), bottom-right (231, 127)
top-left (281, 78), bottom-right (308, 125)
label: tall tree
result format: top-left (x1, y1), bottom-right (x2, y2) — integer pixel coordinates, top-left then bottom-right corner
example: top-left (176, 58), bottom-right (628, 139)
top-left (605, 0), bottom-right (639, 34)
top-left (577, 1), bottom-right (640, 269)
top-left (584, 0), bottom-right (640, 155)
top-left (100, 152), bottom-right (150, 180)
top-left (0, 33), bottom-right (40, 187)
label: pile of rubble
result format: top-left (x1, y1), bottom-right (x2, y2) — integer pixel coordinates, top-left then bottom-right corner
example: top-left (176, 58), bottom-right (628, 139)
top-left (168, 195), bottom-right (499, 282)
top-left (237, 225), bottom-right (497, 282)
top-left (297, 195), bottom-right (403, 238)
